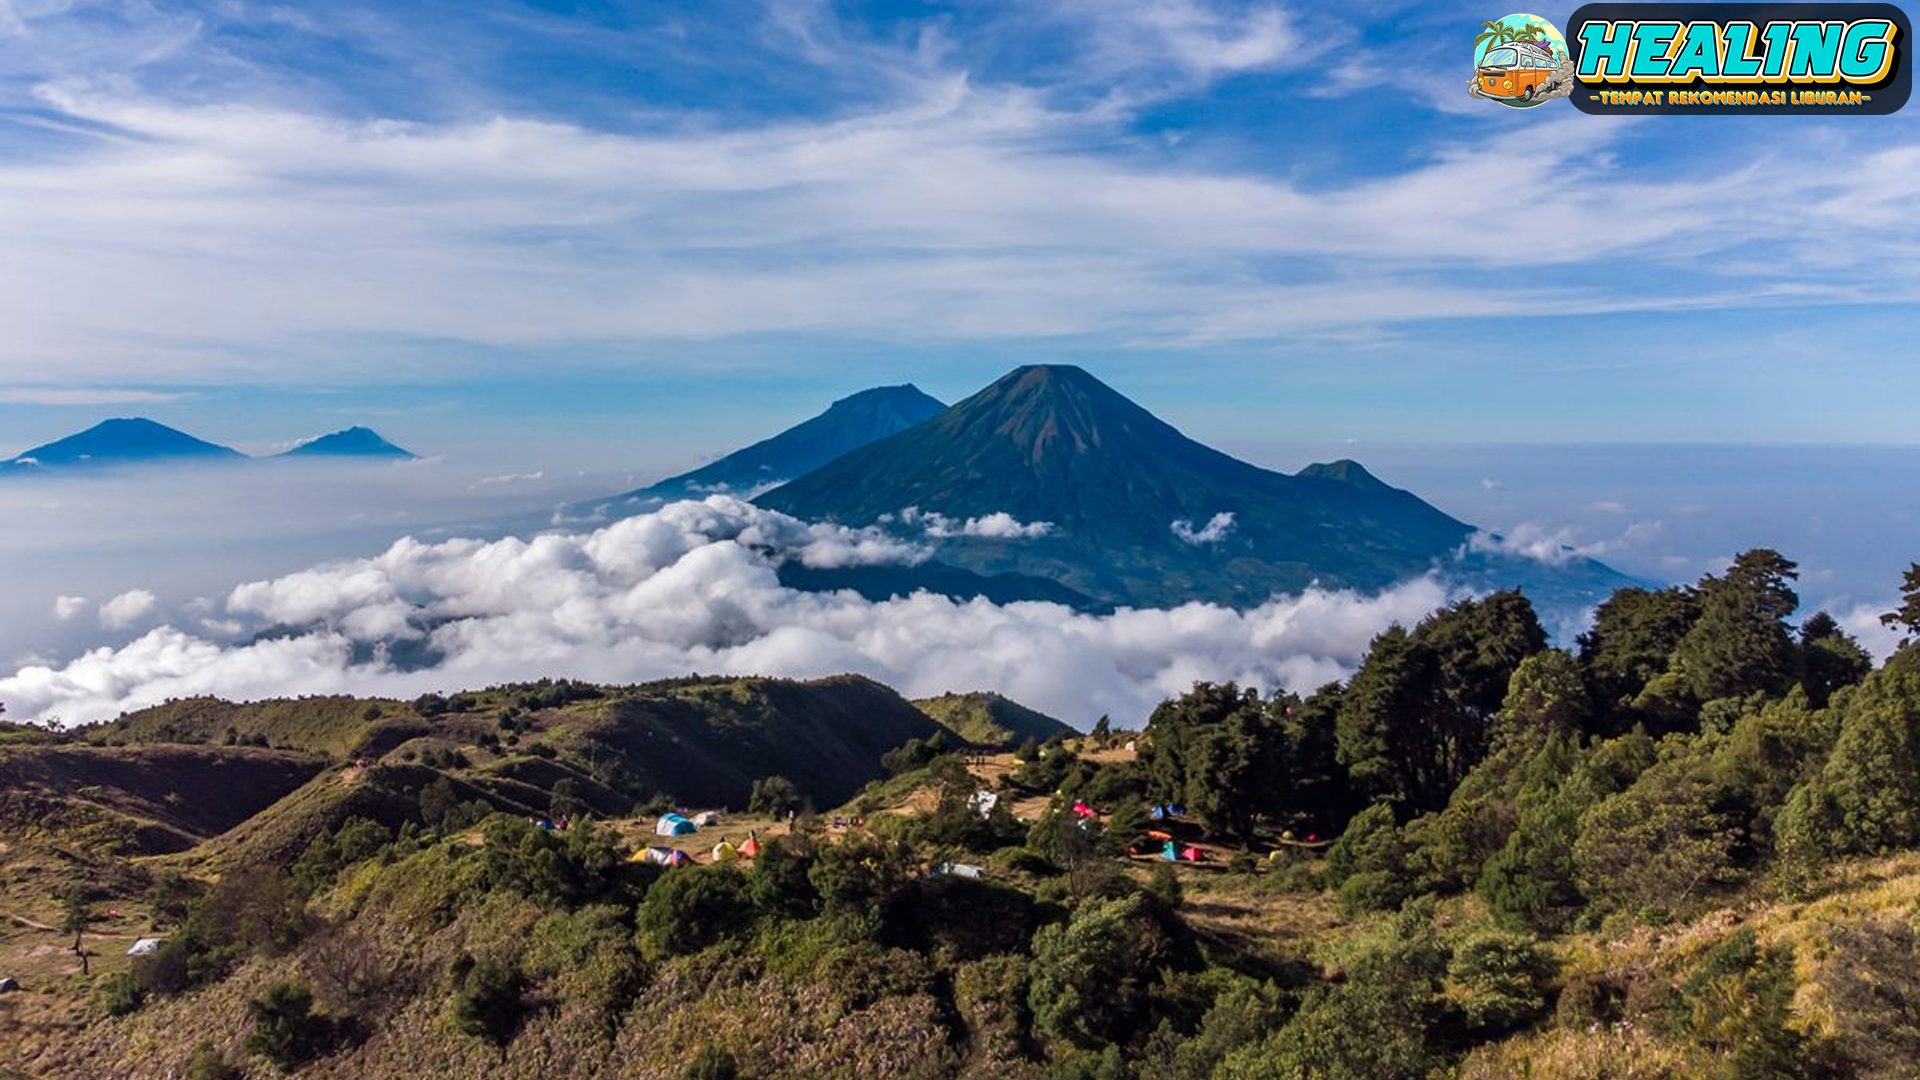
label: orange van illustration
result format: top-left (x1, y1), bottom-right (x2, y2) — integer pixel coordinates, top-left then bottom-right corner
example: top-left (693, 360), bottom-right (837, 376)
top-left (1478, 40), bottom-right (1558, 101)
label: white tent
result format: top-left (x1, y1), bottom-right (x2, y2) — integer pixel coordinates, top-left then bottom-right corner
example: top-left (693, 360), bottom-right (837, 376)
top-left (967, 790), bottom-right (1000, 819)
top-left (934, 862), bottom-right (985, 879)
top-left (691, 811), bottom-right (723, 827)
top-left (127, 937), bottom-right (165, 956)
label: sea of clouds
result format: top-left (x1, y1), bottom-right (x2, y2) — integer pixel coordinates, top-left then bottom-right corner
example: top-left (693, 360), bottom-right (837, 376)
top-left (0, 496), bottom-right (1454, 728)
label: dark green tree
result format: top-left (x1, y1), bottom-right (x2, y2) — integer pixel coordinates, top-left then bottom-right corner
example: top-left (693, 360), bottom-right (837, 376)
top-left (1337, 627), bottom-right (1449, 810)
top-left (549, 777), bottom-right (587, 821)
top-left (1678, 929), bottom-right (1812, 1080)
top-left (1326, 802), bottom-right (1417, 915)
top-left (1222, 902), bottom-right (1446, 1080)
top-left (1280, 685), bottom-right (1352, 825)
top-left (1799, 611), bottom-right (1873, 708)
top-left (1142, 682), bottom-right (1287, 843)
top-left (1883, 562), bottom-right (1920, 642)
top-left (1788, 653), bottom-right (1920, 857)
top-left (808, 836), bottom-right (916, 940)
top-left (1491, 648), bottom-right (1592, 753)
top-left (1674, 550), bottom-right (1801, 704)
top-left (1577, 585), bottom-right (1700, 726)
top-left (747, 774), bottom-right (801, 817)
top-left (1338, 595), bottom-right (1546, 814)
top-left (449, 956), bottom-right (525, 1047)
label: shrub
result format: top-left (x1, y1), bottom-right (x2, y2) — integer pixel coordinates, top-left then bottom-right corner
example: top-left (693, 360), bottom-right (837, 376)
top-left (1675, 928), bottom-right (1811, 1080)
top-left (1028, 893), bottom-right (1170, 1049)
top-left (682, 1046), bottom-right (740, 1080)
top-left (448, 956), bottom-right (525, 1048)
top-left (183, 1041), bottom-right (242, 1080)
top-left (1573, 752), bottom-right (1739, 922)
top-left (1554, 969), bottom-right (1627, 1029)
top-left (635, 866), bottom-right (754, 959)
top-left (1444, 929), bottom-right (1556, 1036)
top-left (95, 972), bottom-right (144, 1017)
top-left (245, 981), bottom-right (332, 1069)
top-left (1327, 802), bottom-right (1417, 916)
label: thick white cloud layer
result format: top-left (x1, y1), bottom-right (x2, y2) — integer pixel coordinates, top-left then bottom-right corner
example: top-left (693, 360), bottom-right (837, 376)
top-left (0, 496), bottom-right (1452, 727)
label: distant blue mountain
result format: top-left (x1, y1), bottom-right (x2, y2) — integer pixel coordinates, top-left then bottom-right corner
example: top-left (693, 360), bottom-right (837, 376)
top-left (2, 418), bottom-right (416, 474)
top-left (3, 418), bottom-right (244, 471)
top-left (570, 384), bottom-right (946, 520)
top-left (278, 427), bottom-right (417, 460)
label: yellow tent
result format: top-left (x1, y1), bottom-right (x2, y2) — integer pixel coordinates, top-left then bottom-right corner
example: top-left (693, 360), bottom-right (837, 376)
top-left (711, 840), bottom-right (740, 863)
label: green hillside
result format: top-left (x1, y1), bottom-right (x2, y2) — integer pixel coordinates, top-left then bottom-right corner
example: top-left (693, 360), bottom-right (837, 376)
top-left (913, 691), bottom-right (1075, 747)
top-left (5, 556), bottom-right (1920, 1080)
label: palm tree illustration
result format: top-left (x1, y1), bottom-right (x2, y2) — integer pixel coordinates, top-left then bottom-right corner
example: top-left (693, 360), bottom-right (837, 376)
top-left (1476, 18), bottom-right (1549, 58)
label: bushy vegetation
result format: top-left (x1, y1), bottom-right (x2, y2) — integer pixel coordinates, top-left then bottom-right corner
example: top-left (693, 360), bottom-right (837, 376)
top-left (12, 554), bottom-right (1920, 1080)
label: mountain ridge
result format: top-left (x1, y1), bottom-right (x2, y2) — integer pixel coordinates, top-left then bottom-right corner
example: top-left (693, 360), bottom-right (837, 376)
top-left (623, 384), bottom-right (945, 504)
top-left (755, 364), bottom-right (1598, 609)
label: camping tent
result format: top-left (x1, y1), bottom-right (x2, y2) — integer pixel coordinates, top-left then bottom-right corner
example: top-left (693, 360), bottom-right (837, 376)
top-left (0, 976), bottom-right (19, 993)
top-left (711, 840), bottom-right (739, 863)
top-left (934, 862), bottom-right (985, 879)
top-left (1149, 804), bottom-right (1186, 821)
top-left (738, 835), bottom-right (762, 859)
top-left (126, 937), bottom-right (164, 956)
top-left (641, 846), bottom-right (692, 867)
top-left (1161, 840), bottom-right (1179, 861)
top-left (654, 813), bottom-right (698, 836)
top-left (1071, 801), bottom-right (1097, 818)
top-left (968, 790), bottom-right (1000, 818)
top-left (692, 811), bottom-right (723, 827)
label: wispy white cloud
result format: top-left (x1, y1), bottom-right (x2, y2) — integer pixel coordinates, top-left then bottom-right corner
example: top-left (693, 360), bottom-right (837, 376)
top-left (894, 506), bottom-right (1056, 540)
top-left (51, 594), bottom-right (87, 620)
top-left (1171, 511), bottom-right (1235, 545)
top-left (0, 387), bottom-right (188, 405)
top-left (1463, 519), bottom-right (1662, 567)
top-left (1838, 602), bottom-right (1907, 663)
top-left (0, 4), bottom-right (1910, 388)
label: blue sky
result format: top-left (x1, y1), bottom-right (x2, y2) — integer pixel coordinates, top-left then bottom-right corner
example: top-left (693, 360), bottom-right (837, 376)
top-left (1, 0), bottom-right (1918, 470)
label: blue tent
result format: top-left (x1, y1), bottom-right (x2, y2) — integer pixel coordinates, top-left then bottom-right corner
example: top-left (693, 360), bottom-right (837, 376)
top-left (1150, 804), bottom-right (1187, 822)
top-left (654, 813), bottom-right (698, 836)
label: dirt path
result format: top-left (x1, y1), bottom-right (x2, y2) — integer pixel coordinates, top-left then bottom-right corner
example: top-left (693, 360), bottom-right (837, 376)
top-left (2, 911), bottom-right (58, 933)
